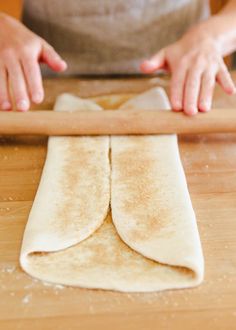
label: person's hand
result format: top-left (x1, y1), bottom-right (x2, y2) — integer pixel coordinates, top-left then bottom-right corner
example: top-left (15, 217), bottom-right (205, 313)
top-left (0, 14), bottom-right (67, 111)
top-left (140, 25), bottom-right (236, 115)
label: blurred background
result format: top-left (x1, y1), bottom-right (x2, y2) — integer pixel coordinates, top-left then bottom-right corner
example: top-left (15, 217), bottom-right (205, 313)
top-left (0, 0), bottom-right (232, 67)
top-left (0, 0), bottom-right (22, 18)
top-left (0, 0), bottom-right (229, 19)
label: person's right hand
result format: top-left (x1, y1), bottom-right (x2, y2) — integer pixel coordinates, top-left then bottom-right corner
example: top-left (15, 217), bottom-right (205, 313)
top-left (0, 13), bottom-right (67, 111)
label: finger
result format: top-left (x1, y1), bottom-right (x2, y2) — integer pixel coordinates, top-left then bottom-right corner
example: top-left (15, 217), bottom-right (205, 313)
top-left (170, 64), bottom-right (187, 111)
top-left (21, 56), bottom-right (44, 104)
top-left (7, 58), bottom-right (30, 111)
top-left (198, 68), bottom-right (217, 112)
top-left (41, 42), bottom-right (67, 72)
top-left (183, 66), bottom-right (203, 115)
top-left (217, 64), bottom-right (236, 95)
top-left (0, 64), bottom-right (11, 110)
top-left (140, 49), bottom-right (166, 73)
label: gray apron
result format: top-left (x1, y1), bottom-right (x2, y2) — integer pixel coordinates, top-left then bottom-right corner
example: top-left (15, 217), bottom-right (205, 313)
top-left (22, 0), bottom-right (209, 75)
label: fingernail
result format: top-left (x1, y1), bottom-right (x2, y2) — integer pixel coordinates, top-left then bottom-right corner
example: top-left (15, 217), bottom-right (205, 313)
top-left (174, 101), bottom-right (182, 110)
top-left (1, 101), bottom-right (11, 110)
top-left (32, 93), bottom-right (43, 104)
top-left (61, 60), bottom-right (67, 69)
top-left (146, 60), bottom-right (156, 68)
top-left (230, 87), bottom-right (236, 94)
top-left (17, 99), bottom-right (29, 112)
top-left (204, 105), bottom-right (211, 112)
top-left (187, 107), bottom-right (197, 116)
top-left (199, 101), bottom-right (210, 112)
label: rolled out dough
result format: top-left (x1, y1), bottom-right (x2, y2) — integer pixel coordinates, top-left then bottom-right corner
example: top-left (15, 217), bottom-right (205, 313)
top-left (111, 88), bottom-right (204, 275)
top-left (20, 88), bottom-right (204, 292)
top-left (20, 94), bottom-right (110, 253)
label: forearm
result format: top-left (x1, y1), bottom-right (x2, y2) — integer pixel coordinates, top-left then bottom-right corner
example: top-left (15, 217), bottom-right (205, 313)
top-left (0, 12), bottom-right (18, 27)
top-left (0, 12), bottom-right (8, 19)
top-left (188, 0), bottom-right (236, 56)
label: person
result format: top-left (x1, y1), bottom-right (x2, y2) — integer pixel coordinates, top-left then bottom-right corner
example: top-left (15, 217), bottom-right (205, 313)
top-left (0, 0), bottom-right (236, 115)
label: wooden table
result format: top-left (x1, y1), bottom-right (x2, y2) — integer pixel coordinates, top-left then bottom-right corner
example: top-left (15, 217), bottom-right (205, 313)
top-left (0, 75), bottom-right (236, 330)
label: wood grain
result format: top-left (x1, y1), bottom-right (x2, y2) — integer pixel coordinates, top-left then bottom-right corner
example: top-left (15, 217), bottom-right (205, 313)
top-left (1, 108), bottom-right (236, 135)
top-left (0, 76), bottom-right (236, 330)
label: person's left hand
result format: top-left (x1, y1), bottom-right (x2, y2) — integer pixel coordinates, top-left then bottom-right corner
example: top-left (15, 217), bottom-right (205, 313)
top-left (140, 26), bottom-right (236, 115)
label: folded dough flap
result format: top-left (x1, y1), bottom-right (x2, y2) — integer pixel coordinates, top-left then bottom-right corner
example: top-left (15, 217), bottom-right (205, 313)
top-left (111, 87), bottom-right (204, 283)
top-left (54, 93), bottom-right (103, 112)
top-left (119, 87), bottom-right (171, 111)
top-left (20, 94), bottom-right (110, 260)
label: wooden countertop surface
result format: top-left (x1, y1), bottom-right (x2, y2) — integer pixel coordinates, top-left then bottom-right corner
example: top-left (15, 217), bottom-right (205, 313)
top-left (0, 75), bottom-right (236, 330)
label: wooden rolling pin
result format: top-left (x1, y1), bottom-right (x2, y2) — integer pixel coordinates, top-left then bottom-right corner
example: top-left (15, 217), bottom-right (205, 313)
top-left (0, 108), bottom-right (236, 135)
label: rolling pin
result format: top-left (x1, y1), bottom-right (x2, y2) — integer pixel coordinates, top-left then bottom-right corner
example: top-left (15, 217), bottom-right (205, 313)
top-left (0, 108), bottom-right (235, 135)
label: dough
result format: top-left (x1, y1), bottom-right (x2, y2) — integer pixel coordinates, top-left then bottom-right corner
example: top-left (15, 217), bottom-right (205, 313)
top-left (20, 94), bottom-right (110, 255)
top-left (20, 89), bottom-right (204, 292)
top-left (111, 88), bottom-right (204, 275)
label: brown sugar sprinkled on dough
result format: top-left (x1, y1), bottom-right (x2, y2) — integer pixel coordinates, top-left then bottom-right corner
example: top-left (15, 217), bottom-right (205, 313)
top-left (28, 212), bottom-right (195, 283)
top-left (48, 136), bottom-right (109, 236)
top-left (112, 136), bottom-right (174, 242)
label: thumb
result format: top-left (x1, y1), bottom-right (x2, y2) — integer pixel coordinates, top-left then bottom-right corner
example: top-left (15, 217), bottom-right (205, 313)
top-left (140, 49), bottom-right (166, 73)
top-left (40, 42), bottom-right (67, 72)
